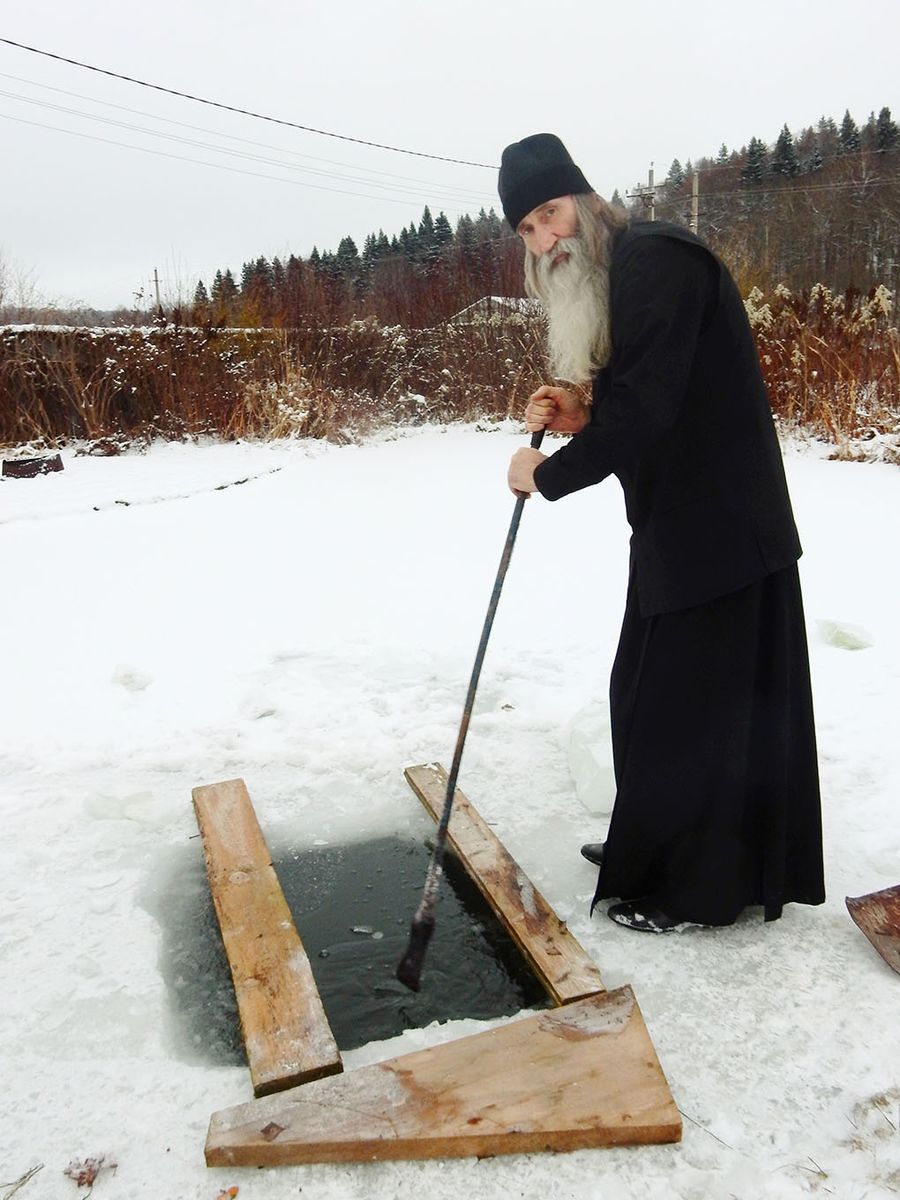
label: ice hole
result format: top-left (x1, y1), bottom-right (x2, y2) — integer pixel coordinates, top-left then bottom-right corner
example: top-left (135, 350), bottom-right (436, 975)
top-left (141, 832), bottom-right (550, 1064)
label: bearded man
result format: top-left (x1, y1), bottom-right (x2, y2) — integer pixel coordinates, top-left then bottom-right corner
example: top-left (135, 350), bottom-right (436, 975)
top-left (500, 133), bottom-right (825, 933)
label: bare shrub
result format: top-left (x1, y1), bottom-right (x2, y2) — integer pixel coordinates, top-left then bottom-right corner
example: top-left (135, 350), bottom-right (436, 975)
top-left (749, 283), bottom-right (899, 453)
top-left (2, 289), bottom-right (896, 457)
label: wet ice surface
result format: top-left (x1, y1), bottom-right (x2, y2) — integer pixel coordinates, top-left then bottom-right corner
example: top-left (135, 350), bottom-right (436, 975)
top-left (141, 831), bottom-right (548, 1062)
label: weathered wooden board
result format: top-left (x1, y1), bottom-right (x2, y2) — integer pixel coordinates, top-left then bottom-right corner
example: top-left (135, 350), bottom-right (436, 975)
top-left (206, 985), bottom-right (680, 1165)
top-left (846, 885), bottom-right (900, 976)
top-left (192, 778), bottom-right (342, 1096)
top-left (405, 763), bottom-right (605, 1005)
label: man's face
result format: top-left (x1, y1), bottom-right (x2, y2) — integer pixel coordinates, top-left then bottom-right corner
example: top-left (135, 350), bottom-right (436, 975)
top-left (516, 195), bottom-right (579, 265)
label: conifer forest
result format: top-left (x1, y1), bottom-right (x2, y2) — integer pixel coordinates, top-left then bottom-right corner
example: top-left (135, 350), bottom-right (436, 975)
top-left (2, 105), bottom-right (898, 458)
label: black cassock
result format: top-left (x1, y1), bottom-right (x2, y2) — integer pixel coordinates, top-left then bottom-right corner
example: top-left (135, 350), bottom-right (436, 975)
top-left (596, 563), bottom-right (823, 924)
top-left (533, 221), bottom-right (825, 925)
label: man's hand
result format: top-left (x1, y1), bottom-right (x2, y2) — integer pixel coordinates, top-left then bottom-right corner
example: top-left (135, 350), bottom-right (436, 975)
top-left (525, 385), bottom-right (590, 434)
top-left (508, 447), bottom-right (547, 496)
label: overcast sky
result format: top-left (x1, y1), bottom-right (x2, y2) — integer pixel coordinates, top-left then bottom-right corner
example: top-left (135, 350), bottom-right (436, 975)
top-left (1, 0), bottom-right (897, 310)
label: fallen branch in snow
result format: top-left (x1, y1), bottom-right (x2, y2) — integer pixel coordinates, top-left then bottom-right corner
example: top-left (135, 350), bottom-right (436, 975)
top-left (0, 1164), bottom-right (43, 1199)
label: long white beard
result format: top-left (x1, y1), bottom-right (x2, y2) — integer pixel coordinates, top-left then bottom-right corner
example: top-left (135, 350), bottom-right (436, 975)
top-left (536, 236), bottom-right (612, 384)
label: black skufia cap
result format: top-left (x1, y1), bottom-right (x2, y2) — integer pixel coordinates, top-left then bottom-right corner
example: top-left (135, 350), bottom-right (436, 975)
top-left (498, 133), bottom-right (593, 231)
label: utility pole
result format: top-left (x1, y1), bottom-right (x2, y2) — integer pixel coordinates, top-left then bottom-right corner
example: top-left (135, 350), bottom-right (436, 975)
top-left (690, 171), bottom-right (699, 234)
top-left (626, 164), bottom-right (657, 221)
top-left (153, 268), bottom-right (165, 322)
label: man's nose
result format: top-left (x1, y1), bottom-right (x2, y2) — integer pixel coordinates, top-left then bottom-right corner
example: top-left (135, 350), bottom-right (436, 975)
top-left (537, 226), bottom-right (559, 256)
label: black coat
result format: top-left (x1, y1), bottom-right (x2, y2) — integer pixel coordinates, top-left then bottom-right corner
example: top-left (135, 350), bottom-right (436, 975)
top-left (533, 222), bottom-right (802, 616)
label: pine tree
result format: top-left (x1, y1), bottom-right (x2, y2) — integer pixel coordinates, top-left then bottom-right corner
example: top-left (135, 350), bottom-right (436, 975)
top-left (805, 144), bottom-right (824, 173)
top-left (610, 188), bottom-right (625, 208)
top-left (455, 213), bottom-right (476, 250)
top-left (666, 159), bottom-right (685, 188)
top-left (210, 268), bottom-right (238, 323)
top-left (862, 111), bottom-right (879, 151)
top-left (319, 250), bottom-right (338, 281)
top-left (360, 233), bottom-right (378, 285)
top-left (772, 124), bottom-right (800, 176)
top-left (417, 206), bottom-right (436, 258)
top-left (876, 106), bottom-right (899, 153)
top-left (741, 136), bottom-right (768, 183)
top-left (839, 109), bottom-right (860, 154)
top-left (398, 223), bottom-right (419, 262)
top-left (434, 212), bottom-right (454, 250)
top-left (191, 280), bottom-right (210, 325)
top-left (816, 115), bottom-right (839, 159)
top-left (335, 235), bottom-right (360, 280)
top-left (240, 260), bottom-right (253, 293)
top-left (220, 269), bottom-right (238, 304)
top-left (716, 143), bottom-right (729, 165)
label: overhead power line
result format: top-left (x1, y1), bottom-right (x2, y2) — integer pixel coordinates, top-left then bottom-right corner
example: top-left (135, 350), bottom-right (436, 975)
top-left (0, 37), bottom-right (497, 170)
top-left (0, 70), bottom-right (494, 201)
top-left (0, 111), bottom-right (479, 214)
top-left (695, 175), bottom-right (900, 202)
top-left (0, 87), bottom-right (496, 207)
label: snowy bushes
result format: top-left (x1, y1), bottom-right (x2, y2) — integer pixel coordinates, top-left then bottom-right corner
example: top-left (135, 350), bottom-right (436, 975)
top-left (0, 318), bottom-right (547, 448)
top-left (748, 284), bottom-right (900, 460)
top-left (1, 288), bottom-right (897, 456)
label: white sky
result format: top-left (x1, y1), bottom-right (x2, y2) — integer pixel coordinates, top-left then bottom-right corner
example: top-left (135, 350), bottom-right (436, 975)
top-left (1, 0), bottom-right (898, 310)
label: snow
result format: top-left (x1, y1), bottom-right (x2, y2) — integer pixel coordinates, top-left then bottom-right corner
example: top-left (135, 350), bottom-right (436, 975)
top-left (1, 425), bottom-right (898, 1198)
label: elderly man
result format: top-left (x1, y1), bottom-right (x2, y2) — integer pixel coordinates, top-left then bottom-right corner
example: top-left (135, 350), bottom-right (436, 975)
top-left (500, 133), bottom-right (825, 932)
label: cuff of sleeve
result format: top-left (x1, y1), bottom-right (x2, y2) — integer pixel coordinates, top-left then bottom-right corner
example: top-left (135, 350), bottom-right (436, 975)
top-left (533, 454), bottom-right (566, 501)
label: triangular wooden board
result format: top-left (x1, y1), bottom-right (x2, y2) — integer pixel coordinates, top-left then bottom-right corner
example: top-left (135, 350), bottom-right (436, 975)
top-left (205, 986), bottom-right (681, 1165)
top-left (846, 885), bottom-right (900, 975)
top-left (405, 763), bottom-right (605, 1004)
top-left (193, 778), bottom-right (343, 1095)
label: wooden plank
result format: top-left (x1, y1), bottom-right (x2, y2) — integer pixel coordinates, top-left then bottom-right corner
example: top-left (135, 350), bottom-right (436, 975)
top-left (192, 778), bottom-right (342, 1096)
top-left (404, 763), bottom-right (605, 1005)
top-left (846, 885), bottom-right (900, 975)
top-left (205, 985), bottom-right (680, 1165)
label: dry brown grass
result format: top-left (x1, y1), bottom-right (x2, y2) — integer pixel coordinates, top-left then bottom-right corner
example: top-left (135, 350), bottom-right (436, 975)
top-left (2, 290), bottom-right (897, 459)
top-left (747, 283), bottom-right (899, 460)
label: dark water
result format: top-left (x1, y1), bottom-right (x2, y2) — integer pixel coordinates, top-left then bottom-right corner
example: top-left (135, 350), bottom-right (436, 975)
top-left (142, 834), bottom-right (549, 1064)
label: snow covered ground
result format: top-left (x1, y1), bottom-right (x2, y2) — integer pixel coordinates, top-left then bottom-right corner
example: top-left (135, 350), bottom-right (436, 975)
top-left (1, 425), bottom-right (898, 1199)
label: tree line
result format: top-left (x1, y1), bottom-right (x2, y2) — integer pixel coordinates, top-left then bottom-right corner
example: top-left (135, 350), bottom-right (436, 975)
top-left (655, 106), bottom-right (899, 294)
top-left (191, 205), bottom-right (524, 329)
top-left (3, 104), bottom-right (896, 329)
top-left (188, 104), bottom-right (898, 331)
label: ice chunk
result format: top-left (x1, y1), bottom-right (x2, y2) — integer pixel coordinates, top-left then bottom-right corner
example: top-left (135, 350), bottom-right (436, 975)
top-left (564, 701), bottom-right (616, 815)
top-left (816, 619), bottom-right (874, 651)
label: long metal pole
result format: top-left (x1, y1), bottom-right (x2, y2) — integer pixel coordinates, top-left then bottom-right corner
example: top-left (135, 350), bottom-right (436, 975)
top-left (396, 428), bottom-right (545, 990)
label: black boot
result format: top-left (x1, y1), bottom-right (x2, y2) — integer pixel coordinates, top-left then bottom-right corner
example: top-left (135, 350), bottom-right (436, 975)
top-left (606, 900), bottom-right (696, 933)
top-left (580, 842), bottom-right (605, 867)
